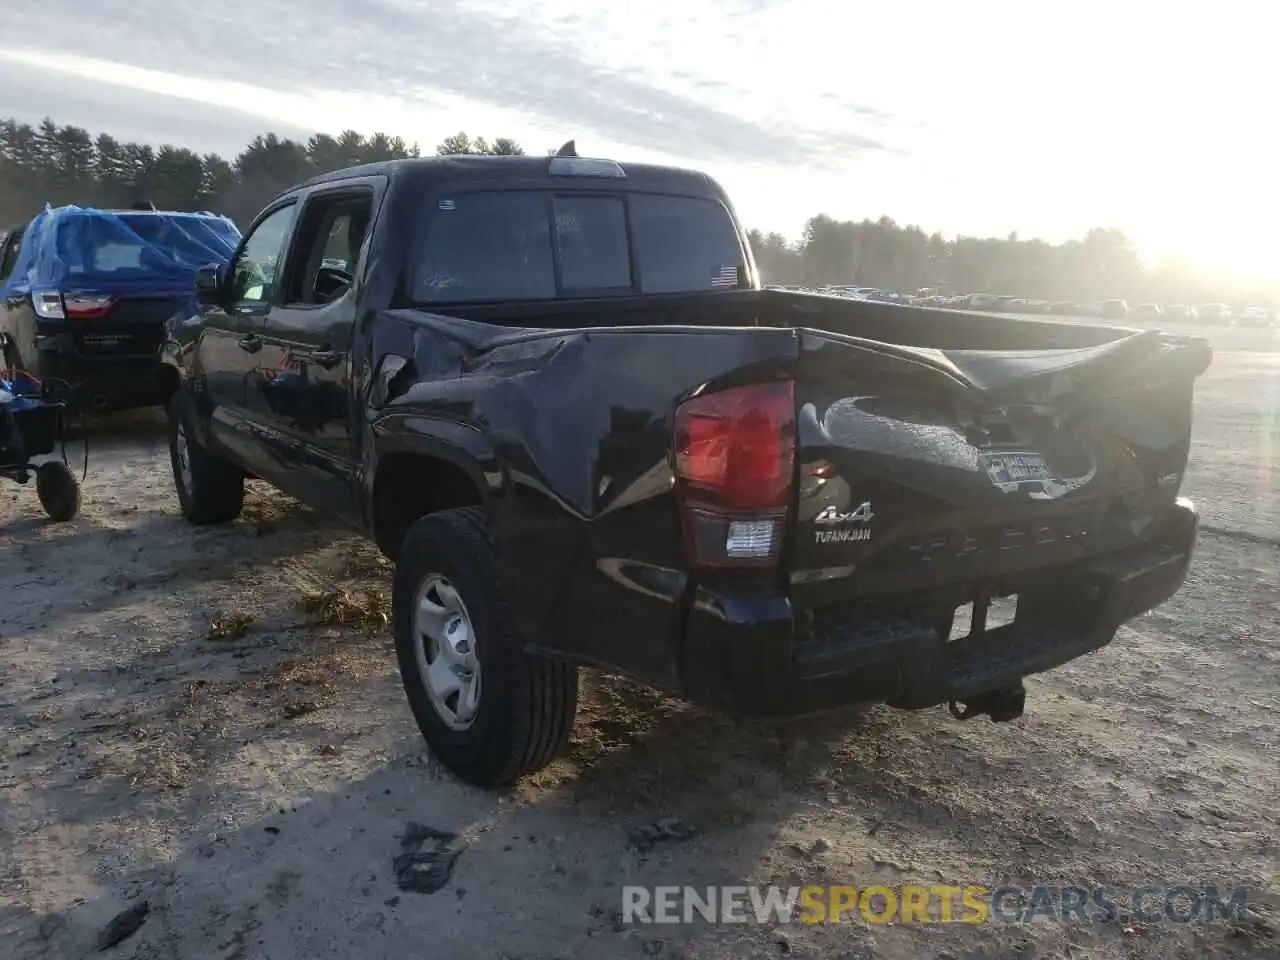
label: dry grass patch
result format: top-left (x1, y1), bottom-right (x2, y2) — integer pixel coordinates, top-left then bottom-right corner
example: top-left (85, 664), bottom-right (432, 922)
top-left (261, 636), bottom-right (394, 721)
top-left (240, 489), bottom-right (312, 528)
top-left (301, 588), bottom-right (389, 631)
top-left (204, 612), bottom-right (256, 642)
top-left (339, 546), bottom-right (393, 580)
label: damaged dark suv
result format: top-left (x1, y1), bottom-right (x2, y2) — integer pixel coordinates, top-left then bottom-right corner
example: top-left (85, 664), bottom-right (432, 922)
top-left (0, 203), bottom-right (239, 411)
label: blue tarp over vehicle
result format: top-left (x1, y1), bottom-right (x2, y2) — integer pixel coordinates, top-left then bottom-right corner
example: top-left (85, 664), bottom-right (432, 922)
top-left (1, 204), bottom-right (240, 298)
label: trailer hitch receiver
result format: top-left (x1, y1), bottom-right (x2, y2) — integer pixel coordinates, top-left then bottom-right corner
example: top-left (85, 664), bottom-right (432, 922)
top-left (948, 683), bottom-right (1026, 723)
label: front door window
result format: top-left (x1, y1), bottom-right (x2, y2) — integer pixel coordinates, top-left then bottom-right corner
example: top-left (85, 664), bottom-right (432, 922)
top-left (228, 205), bottom-right (296, 305)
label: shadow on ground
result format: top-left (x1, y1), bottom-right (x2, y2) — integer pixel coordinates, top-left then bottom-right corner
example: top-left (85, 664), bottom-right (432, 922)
top-left (0, 492), bottom-right (343, 639)
top-left (10, 669), bottom-right (1274, 960)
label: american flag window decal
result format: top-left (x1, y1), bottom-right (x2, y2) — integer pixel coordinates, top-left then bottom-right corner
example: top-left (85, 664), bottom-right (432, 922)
top-left (711, 264), bottom-right (740, 288)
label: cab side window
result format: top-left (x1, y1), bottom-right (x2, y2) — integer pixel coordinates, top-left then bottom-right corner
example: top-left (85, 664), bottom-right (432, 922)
top-left (282, 192), bottom-right (375, 306)
top-left (228, 204), bottom-right (296, 305)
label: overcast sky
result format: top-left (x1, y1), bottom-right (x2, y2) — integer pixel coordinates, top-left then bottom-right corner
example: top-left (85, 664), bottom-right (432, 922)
top-left (1, 0), bottom-right (1273, 280)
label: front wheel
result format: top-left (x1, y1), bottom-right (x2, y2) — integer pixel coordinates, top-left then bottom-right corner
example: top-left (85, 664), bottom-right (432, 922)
top-left (36, 461), bottom-right (79, 522)
top-left (392, 506), bottom-right (579, 788)
top-left (168, 392), bottom-right (244, 525)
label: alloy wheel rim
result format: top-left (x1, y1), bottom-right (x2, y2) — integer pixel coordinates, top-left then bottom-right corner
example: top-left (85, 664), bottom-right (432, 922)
top-left (412, 574), bottom-right (481, 731)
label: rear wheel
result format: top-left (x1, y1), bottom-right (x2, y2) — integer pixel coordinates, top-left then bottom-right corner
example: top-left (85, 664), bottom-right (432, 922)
top-left (36, 461), bottom-right (79, 522)
top-left (168, 392), bottom-right (244, 525)
top-left (392, 506), bottom-right (579, 787)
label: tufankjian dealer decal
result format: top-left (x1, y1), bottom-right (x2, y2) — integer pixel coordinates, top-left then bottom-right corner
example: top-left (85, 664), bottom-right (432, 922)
top-left (813, 502), bottom-right (874, 543)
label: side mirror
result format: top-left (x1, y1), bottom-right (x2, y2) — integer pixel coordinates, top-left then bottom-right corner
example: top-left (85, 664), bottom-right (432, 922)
top-left (194, 263), bottom-right (223, 305)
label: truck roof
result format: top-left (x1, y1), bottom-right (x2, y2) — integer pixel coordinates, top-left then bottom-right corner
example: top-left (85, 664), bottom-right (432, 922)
top-left (292, 155), bottom-right (728, 202)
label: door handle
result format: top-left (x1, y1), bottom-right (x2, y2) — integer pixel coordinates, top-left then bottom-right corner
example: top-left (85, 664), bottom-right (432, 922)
top-left (238, 334), bottom-right (263, 354)
top-left (310, 349), bottom-right (342, 370)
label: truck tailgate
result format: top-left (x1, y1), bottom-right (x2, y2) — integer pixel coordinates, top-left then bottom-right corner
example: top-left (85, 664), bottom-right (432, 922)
top-left (789, 326), bottom-right (1212, 602)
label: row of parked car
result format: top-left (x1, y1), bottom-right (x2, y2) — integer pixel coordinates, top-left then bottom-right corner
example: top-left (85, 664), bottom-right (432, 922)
top-left (1112, 301), bottom-right (1275, 326)
top-left (804, 284), bottom-right (915, 305)
top-left (999, 298), bottom-right (1274, 326)
top-left (943, 296), bottom-right (1275, 325)
top-left (767, 285), bottom-right (1277, 327)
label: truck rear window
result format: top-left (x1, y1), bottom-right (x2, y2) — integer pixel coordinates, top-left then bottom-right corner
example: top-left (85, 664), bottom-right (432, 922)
top-left (409, 190), bottom-right (746, 303)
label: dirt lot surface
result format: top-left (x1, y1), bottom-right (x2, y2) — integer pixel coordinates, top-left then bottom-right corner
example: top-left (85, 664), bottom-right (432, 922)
top-left (2, 328), bottom-right (1277, 959)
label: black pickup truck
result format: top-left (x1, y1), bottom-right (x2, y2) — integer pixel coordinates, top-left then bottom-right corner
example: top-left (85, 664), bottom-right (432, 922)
top-left (162, 148), bottom-right (1211, 788)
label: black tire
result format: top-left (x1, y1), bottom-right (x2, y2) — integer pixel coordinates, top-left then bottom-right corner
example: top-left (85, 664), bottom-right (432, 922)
top-left (392, 506), bottom-right (579, 788)
top-left (168, 391), bottom-right (244, 525)
top-left (35, 460), bottom-right (79, 522)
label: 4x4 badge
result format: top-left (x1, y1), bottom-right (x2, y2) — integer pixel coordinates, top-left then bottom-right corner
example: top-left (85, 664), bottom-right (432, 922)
top-left (814, 502), bottom-right (874, 525)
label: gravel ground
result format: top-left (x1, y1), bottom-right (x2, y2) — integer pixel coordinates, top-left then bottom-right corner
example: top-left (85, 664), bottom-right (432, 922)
top-left (0, 328), bottom-right (1276, 960)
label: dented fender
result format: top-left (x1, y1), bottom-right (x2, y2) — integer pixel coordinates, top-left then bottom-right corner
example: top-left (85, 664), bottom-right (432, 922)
top-left (358, 308), bottom-right (799, 670)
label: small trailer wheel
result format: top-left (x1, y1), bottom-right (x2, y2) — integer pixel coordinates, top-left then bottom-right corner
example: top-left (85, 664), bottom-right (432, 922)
top-left (36, 460), bottom-right (80, 522)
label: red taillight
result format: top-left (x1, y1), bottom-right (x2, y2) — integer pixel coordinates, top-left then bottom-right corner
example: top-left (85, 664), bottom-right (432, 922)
top-left (672, 380), bottom-right (795, 569)
top-left (62, 293), bottom-right (116, 319)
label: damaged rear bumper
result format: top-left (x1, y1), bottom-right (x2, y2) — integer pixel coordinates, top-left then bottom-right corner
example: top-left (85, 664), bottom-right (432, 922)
top-left (677, 498), bottom-right (1199, 718)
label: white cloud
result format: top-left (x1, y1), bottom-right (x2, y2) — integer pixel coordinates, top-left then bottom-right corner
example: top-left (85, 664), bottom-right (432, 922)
top-left (1, 0), bottom-right (1273, 279)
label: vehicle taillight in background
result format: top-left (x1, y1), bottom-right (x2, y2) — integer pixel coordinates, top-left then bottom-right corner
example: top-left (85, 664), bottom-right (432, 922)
top-left (672, 380), bottom-right (796, 570)
top-left (31, 291), bottom-right (116, 320)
